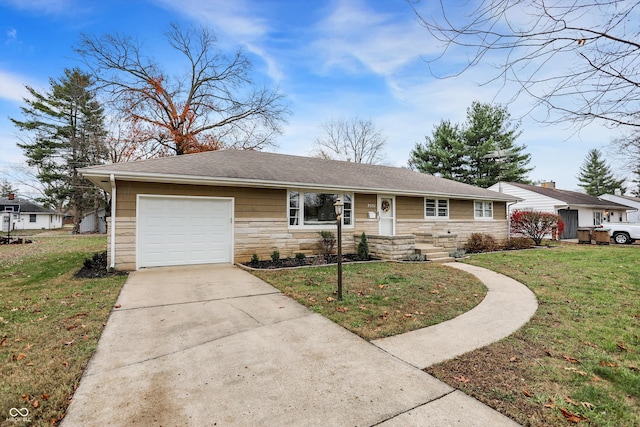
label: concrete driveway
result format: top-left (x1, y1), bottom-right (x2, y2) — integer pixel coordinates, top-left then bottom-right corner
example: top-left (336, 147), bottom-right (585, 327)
top-left (62, 264), bottom-right (518, 426)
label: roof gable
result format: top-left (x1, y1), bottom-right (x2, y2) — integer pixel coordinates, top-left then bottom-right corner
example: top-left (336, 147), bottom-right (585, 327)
top-left (504, 183), bottom-right (629, 208)
top-left (0, 197), bottom-right (58, 214)
top-left (80, 150), bottom-right (516, 201)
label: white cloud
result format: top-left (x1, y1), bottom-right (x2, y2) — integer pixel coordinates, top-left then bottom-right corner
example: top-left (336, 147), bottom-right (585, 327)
top-left (312, 0), bottom-right (436, 77)
top-left (0, 70), bottom-right (30, 102)
top-left (2, 0), bottom-right (77, 14)
top-left (151, 0), bottom-right (269, 42)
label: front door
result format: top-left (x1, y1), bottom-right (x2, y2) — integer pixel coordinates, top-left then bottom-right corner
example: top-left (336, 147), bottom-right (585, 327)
top-left (378, 196), bottom-right (395, 236)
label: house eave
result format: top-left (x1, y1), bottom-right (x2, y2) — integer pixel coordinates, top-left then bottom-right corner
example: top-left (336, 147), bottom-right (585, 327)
top-left (81, 170), bottom-right (517, 202)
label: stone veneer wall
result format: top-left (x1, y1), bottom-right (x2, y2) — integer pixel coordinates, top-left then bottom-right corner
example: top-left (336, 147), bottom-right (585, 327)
top-left (365, 235), bottom-right (416, 260)
top-left (397, 219), bottom-right (508, 250)
top-left (234, 218), bottom-right (357, 262)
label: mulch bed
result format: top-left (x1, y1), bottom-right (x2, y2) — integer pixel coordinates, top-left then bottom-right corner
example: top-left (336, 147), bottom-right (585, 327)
top-left (243, 254), bottom-right (372, 269)
top-left (0, 236), bottom-right (33, 245)
top-left (74, 251), bottom-right (127, 278)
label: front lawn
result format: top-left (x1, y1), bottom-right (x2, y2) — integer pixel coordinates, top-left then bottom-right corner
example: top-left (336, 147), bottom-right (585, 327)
top-left (427, 244), bottom-right (640, 426)
top-left (0, 235), bottom-right (127, 426)
top-left (252, 261), bottom-right (486, 340)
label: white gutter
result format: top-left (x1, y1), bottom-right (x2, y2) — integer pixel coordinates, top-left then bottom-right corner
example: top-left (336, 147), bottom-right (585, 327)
top-left (81, 171), bottom-right (517, 203)
top-left (109, 174), bottom-right (116, 270)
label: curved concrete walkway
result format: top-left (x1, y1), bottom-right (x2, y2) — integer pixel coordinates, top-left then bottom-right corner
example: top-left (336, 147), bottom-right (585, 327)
top-left (372, 262), bottom-right (539, 369)
top-left (62, 262), bottom-right (536, 426)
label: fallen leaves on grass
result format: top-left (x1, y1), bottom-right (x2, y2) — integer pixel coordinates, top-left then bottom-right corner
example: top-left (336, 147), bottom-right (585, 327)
top-left (522, 389), bottom-right (533, 397)
top-left (559, 407), bottom-right (589, 423)
top-left (454, 375), bottom-right (470, 383)
top-left (599, 360), bottom-right (618, 367)
top-left (563, 355), bottom-right (580, 364)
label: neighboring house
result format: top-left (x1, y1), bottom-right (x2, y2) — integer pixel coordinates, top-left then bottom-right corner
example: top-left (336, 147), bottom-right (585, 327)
top-left (79, 208), bottom-right (107, 234)
top-left (488, 181), bottom-right (631, 239)
top-left (599, 194), bottom-right (640, 223)
top-left (80, 150), bottom-right (517, 271)
top-left (0, 197), bottom-right (63, 231)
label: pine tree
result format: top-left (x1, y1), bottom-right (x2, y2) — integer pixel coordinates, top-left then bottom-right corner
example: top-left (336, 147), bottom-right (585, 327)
top-left (576, 149), bottom-right (625, 196)
top-left (409, 101), bottom-right (532, 187)
top-left (0, 179), bottom-right (17, 198)
top-left (409, 120), bottom-right (465, 181)
top-left (11, 68), bottom-right (108, 233)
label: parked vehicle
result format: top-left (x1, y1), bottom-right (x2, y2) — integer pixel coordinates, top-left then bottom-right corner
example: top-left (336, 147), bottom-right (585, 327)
top-left (597, 223), bottom-right (640, 244)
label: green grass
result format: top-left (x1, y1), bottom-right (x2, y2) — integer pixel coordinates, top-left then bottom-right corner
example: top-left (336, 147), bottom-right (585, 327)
top-left (252, 261), bottom-right (486, 340)
top-left (0, 235), bottom-right (127, 426)
top-left (427, 244), bottom-right (639, 427)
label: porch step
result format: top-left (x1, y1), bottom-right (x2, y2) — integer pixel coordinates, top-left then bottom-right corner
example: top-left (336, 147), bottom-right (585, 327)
top-left (414, 244), bottom-right (454, 263)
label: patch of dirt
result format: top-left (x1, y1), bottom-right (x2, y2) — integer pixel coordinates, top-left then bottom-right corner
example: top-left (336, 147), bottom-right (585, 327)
top-left (74, 251), bottom-right (127, 278)
top-left (244, 254), bottom-right (371, 269)
top-left (425, 337), bottom-right (564, 426)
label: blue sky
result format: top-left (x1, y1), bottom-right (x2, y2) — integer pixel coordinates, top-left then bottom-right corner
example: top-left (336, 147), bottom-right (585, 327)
top-left (0, 0), bottom-right (622, 197)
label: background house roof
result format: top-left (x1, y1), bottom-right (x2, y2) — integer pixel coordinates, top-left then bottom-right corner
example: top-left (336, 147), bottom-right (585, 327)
top-left (80, 149), bottom-right (516, 201)
top-left (0, 197), bottom-right (58, 214)
top-left (505, 182), bottom-right (630, 209)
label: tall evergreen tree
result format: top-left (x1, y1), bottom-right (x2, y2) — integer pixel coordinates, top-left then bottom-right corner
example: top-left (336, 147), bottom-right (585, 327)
top-left (11, 68), bottom-right (108, 233)
top-left (409, 101), bottom-right (532, 187)
top-left (0, 179), bottom-right (17, 198)
top-left (576, 149), bottom-right (625, 196)
top-left (409, 120), bottom-right (465, 181)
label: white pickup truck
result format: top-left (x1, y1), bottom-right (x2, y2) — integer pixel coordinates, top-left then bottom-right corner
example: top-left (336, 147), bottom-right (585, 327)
top-left (597, 223), bottom-right (640, 244)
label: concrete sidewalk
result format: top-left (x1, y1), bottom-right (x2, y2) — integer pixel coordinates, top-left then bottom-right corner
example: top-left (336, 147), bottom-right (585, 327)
top-left (372, 262), bottom-right (538, 369)
top-left (62, 263), bottom-right (534, 426)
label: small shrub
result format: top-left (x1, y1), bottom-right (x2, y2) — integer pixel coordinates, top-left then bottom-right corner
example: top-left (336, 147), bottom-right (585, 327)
top-left (270, 250), bottom-right (280, 262)
top-left (464, 233), bottom-right (499, 253)
top-left (357, 232), bottom-right (370, 260)
top-left (449, 248), bottom-right (467, 258)
top-left (251, 253), bottom-right (259, 263)
top-left (295, 252), bottom-right (306, 260)
top-left (503, 237), bottom-right (534, 250)
top-left (407, 253), bottom-right (426, 261)
top-left (317, 230), bottom-right (336, 256)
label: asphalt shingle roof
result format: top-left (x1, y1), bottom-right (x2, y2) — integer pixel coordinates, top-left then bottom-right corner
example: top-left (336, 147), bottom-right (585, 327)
top-left (80, 149), bottom-right (515, 201)
top-left (0, 197), bottom-right (57, 214)
top-left (506, 182), bottom-right (630, 208)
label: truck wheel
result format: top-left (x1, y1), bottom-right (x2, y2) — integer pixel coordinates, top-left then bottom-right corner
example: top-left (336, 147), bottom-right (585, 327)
top-left (613, 232), bottom-right (631, 244)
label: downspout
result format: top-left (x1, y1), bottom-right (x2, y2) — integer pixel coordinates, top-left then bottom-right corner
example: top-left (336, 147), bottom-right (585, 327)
top-left (109, 174), bottom-right (116, 270)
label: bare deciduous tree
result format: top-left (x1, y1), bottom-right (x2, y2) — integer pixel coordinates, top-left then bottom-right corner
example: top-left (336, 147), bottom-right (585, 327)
top-left (313, 117), bottom-right (387, 164)
top-left (76, 23), bottom-right (290, 156)
top-left (411, 0), bottom-right (640, 157)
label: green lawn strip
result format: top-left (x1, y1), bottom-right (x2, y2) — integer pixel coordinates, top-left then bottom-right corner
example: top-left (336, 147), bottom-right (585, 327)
top-left (428, 245), bottom-right (639, 427)
top-left (252, 261), bottom-right (486, 341)
top-left (1, 236), bottom-right (127, 426)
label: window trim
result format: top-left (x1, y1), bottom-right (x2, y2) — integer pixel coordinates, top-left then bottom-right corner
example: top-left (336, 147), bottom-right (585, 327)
top-left (29, 214), bottom-right (37, 223)
top-left (288, 190), bottom-right (354, 229)
top-left (474, 200), bottom-right (494, 220)
top-left (425, 198), bottom-right (449, 219)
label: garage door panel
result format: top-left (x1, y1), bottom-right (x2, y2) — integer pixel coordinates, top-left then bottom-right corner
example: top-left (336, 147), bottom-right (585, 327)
top-left (138, 196), bottom-right (233, 268)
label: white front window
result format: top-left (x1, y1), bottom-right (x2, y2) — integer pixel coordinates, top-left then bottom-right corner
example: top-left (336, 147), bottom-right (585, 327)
top-left (425, 198), bottom-right (449, 218)
top-left (474, 201), bottom-right (493, 219)
top-left (289, 191), bottom-right (353, 227)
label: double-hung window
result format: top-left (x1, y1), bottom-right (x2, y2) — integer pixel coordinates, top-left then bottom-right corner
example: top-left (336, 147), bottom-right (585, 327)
top-left (425, 198), bottom-right (448, 218)
top-left (474, 201), bottom-right (493, 219)
top-left (289, 191), bottom-right (352, 227)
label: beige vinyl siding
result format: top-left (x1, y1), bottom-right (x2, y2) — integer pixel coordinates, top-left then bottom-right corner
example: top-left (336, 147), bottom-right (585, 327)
top-left (115, 181), bottom-right (286, 220)
top-left (396, 196), bottom-right (423, 220)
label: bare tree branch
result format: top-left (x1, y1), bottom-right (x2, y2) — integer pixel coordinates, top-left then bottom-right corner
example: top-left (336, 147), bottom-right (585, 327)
top-left (312, 117), bottom-right (388, 164)
top-left (75, 23), bottom-right (290, 156)
top-left (411, 0), bottom-right (640, 134)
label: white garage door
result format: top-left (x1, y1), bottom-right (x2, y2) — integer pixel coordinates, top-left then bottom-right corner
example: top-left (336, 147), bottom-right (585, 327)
top-left (137, 196), bottom-right (233, 268)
